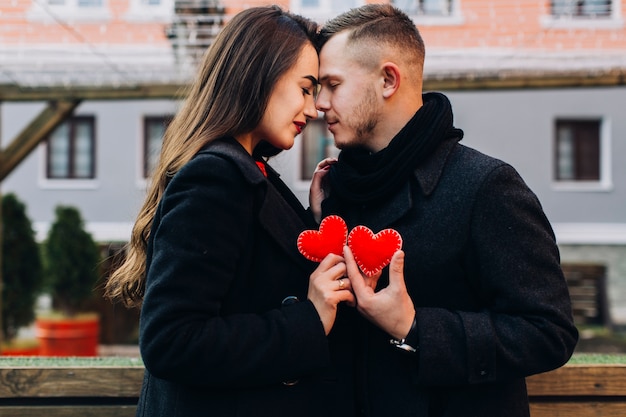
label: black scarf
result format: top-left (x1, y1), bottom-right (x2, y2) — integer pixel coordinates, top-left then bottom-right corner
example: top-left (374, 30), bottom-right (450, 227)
top-left (328, 92), bottom-right (463, 205)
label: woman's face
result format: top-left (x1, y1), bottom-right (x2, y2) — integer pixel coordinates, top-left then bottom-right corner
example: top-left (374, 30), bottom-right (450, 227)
top-left (251, 43), bottom-right (319, 152)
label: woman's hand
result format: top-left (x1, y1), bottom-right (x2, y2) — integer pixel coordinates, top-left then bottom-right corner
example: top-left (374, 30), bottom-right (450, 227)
top-left (307, 253), bottom-right (355, 335)
top-left (309, 157), bottom-right (337, 223)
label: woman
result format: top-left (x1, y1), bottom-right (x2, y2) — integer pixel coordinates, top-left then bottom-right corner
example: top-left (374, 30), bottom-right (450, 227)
top-left (105, 6), bottom-right (354, 417)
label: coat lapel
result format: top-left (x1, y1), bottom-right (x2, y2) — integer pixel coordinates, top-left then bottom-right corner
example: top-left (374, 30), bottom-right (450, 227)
top-left (258, 182), bottom-right (313, 270)
top-left (323, 183), bottom-right (412, 233)
top-left (203, 138), bottom-right (312, 271)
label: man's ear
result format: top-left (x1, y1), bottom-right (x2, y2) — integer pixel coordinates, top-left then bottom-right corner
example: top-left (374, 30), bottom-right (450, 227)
top-left (381, 62), bottom-right (400, 98)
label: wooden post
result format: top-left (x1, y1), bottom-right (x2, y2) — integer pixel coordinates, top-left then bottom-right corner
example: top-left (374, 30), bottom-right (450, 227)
top-left (0, 101), bottom-right (4, 348)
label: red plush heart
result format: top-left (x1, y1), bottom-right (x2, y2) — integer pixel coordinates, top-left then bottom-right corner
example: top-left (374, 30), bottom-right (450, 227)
top-left (297, 215), bottom-right (348, 262)
top-left (347, 226), bottom-right (403, 276)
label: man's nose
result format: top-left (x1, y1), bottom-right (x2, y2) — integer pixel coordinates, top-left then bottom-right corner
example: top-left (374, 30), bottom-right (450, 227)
top-left (315, 88), bottom-right (329, 111)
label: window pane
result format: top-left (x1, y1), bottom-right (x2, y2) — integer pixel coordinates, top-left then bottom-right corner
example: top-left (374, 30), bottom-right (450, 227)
top-left (49, 124), bottom-right (70, 178)
top-left (575, 123), bottom-right (601, 180)
top-left (582, 0), bottom-right (611, 16)
top-left (393, 0), bottom-right (451, 15)
top-left (422, 0), bottom-right (450, 15)
top-left (551, 0), bottom-right (611, 17)
top-left (300, 120), bottom-right (337, 181)
top-left (551, 0), bottom-right (575, 16)
top-left (555, 120), bottom-right (601, 181)
top-left (144, 117), bottom-right (169, 178)
top-left (556, 126), bottom-right (575, 180)
top-left (78, 0), bottom-right (103, 7)
top-left (73, 121), bottom-right (94, 178)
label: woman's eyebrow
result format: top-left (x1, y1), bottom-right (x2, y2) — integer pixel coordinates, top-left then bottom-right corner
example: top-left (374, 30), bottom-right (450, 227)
top-left (303, 75), bottom-right (319, 85)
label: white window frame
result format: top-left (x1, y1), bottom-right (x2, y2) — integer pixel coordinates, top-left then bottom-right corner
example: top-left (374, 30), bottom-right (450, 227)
top-left (124, 0), bottom-right (174, 22)
top-left (290, 0), bottom-right (365, 23)
top-left (541, 0), bottom-right (623, 29)
top-left (395, 0), bottom-right (464, 26)
top-left (28, 0), bottom-right (111, 23)
top-left (552, 116), bottom-right (613, 192)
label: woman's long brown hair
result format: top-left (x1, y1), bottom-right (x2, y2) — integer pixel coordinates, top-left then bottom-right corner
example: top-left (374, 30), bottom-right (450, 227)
top-left (105, 6), bottom-right (318, 308)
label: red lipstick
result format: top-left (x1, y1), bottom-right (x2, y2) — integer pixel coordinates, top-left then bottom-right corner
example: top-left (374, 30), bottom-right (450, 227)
top-left (294, 121), bottom-right (306, 134)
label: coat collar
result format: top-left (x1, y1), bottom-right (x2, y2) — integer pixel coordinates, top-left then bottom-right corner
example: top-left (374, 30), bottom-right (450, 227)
top-left (323, 139), bottom-right (458, 231)
top-left (413, 137), bottom-right (458, 196)
top-left (203, 138), bottom-right (313, 271)
top-left (202, 137), bottom-right (267, 185)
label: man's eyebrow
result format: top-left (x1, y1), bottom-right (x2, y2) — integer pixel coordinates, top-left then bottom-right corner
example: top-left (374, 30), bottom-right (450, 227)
top-left (318, 74), bottom-right (335, 84)
top-left (304, 75), bottom-right (319, 85)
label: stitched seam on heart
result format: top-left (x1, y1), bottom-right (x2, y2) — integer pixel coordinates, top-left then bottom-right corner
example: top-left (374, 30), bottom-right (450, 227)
top-left (297, 215), bottom-right (348, 262)
top-left (348, 227), bottom-right (402, 276)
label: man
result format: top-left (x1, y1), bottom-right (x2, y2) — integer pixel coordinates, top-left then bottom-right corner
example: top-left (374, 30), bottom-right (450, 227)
top-left (314, 4), bottom-right (578, 417)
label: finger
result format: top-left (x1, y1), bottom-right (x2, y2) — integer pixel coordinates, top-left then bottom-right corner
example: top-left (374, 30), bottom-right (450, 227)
top-left (318, 253), bottom-right (345, 271)
top-left (363, 269), bottom-right (382, 291)
top-left (343, 246), bottom-right (370, 297)
top-left (335, 277), bottom-right (353, 292)
top-left (316, 157), bottom-right (337, 170)
top-left (337, 290), bottom-right (356, 306)
top-left (387, 250), bottom-right (406, 290)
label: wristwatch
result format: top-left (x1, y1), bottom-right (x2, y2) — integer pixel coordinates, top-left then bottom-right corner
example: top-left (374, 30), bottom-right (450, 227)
top-left (389, 315), bottom-right (419, 353)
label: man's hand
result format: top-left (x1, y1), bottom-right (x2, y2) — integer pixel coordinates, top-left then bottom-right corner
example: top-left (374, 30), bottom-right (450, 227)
top-left (309, 157), bottom-right (337, 223)
top-left (344, 245), bottom-right (415, 340)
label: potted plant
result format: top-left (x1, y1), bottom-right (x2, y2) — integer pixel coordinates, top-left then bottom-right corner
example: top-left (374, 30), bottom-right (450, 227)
top-left (1, 193), bottom-right (44, 355)
top-left (36, 205), bottom-right (102, 356)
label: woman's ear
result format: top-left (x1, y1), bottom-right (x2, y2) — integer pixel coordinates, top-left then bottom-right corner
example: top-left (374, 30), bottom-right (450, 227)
top-left (381, 62), bottom-right (400, 98)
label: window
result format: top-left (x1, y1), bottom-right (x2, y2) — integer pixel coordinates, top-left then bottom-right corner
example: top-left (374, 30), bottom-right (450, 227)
top-left (43, 0), bottom-right (104, 8)
top-left (143, 116), bottom-right (171, 178)
top-left (300, 119), bottom-right (337, 181)
top-left (126, 0), bottom-right (174, 21)
top-left (551, 0), bottom-right (612, 18)
top-left (290, 0), bottom-right (361, 22)
top-left (393, 0), bottom-right (453, 16)
top-left (554, 119), bottom-right (601, 181)
top-left (28, 0), bottom-right (110, 22)
top-left (542, 0), bottom-right (623, 29)
top-left (46, 116), bottom-right (96, 180)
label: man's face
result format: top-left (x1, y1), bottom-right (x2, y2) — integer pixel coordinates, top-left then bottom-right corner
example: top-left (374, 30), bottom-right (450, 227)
top-left (316, 32), bottom-right (381, 151)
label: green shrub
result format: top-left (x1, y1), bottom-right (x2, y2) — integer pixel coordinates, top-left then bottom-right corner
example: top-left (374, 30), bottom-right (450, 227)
top-left (1, 193), bottom-right (44, 341)
top-left (44, 206), bottom-right (101, 316)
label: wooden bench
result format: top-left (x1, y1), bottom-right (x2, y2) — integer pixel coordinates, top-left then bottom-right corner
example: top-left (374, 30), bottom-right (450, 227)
top-left (0, 359), bottom-right (143, 417)
top-left (527, 363), bottom-right (626, 417)
top-left (1, 358), bottom-right (625, 416)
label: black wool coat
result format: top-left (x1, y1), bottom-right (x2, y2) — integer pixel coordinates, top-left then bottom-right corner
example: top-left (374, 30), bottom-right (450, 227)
top-left (136, 138), bottom-right (348, 417)
top-left (323, 139), bottom-right (579, 417)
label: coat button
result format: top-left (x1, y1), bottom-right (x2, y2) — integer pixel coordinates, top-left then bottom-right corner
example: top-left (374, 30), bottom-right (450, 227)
top-left (281, 296), bottom-right (299, 306)
top-left (282, 379), bottom-right (299, 386)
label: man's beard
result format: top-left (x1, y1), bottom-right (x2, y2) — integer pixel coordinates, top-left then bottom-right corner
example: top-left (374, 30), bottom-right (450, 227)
top-left (337, 85), bottom-right (379, 151)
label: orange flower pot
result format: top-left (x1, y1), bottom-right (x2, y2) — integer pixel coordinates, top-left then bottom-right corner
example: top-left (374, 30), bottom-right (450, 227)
top-left (35, 315), bottom-right (100, 357)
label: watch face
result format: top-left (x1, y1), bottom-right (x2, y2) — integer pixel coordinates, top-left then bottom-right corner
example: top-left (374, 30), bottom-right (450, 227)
top-left (390, 339), bottom-right (417, 353)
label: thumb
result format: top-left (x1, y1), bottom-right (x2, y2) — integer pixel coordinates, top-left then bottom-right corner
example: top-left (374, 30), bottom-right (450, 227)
top-left (388, 250), bottom-right (406, 290)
